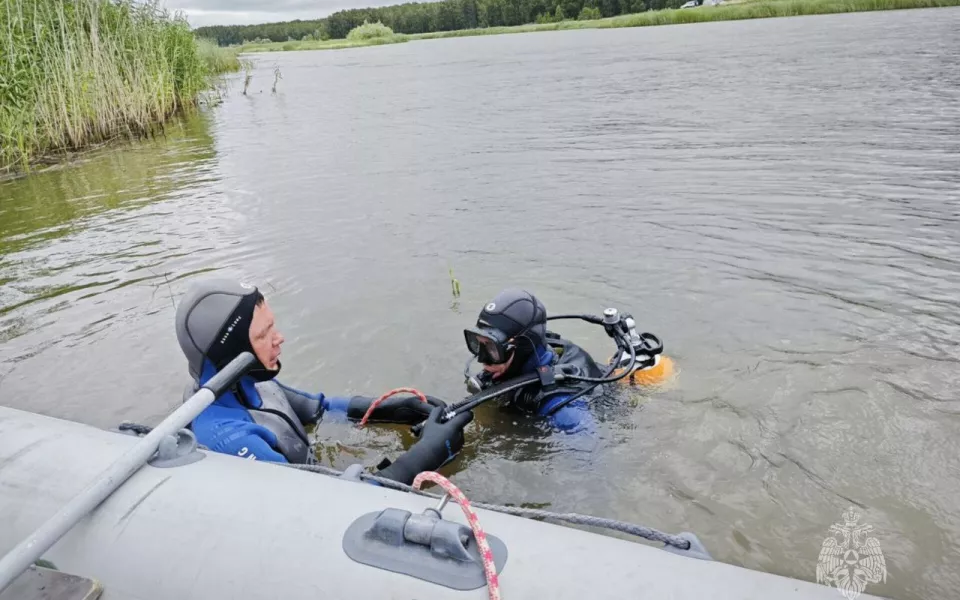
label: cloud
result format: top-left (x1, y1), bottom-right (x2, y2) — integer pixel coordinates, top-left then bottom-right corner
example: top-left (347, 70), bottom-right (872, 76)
top-left (163, 0), bottom-right (405, 26)
top-left (175, 8), bottom-right (324, 27)
top-left (176, 0), bottom-right (320, 10)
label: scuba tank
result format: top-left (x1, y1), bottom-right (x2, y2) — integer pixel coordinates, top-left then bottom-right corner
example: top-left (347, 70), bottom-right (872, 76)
top-left (601, 308), bottom-right (675, 385)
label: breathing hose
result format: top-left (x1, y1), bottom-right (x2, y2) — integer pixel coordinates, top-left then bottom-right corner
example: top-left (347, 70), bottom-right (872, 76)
top-left (555, 331), bottom-right (637, 385)
top-left (545, 313), bottom-right (605, 325)
top-left (542, 339), bottom-right (623, 417)
top-left (445, 372), bottom-right (541, 414)
top-left (542, 331), bottom-right (636, 416)
top-left (410, 372), bottom-right (543, 435)
top-left (542, 312), bottom-right (642, 384)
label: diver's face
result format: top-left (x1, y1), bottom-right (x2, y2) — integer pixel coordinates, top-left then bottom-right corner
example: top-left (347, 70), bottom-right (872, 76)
top-left (249, 300), bottom-right (284, 370)
top-left (482, 350), bottom-right (515, 380)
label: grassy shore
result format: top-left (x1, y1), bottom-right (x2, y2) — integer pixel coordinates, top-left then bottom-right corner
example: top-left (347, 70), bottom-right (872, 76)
top-left (240, 0), bottom-right (960, 53)
top-left (0, 0), bottom-right (241, 172)
top-left (240, 34), bottom-right (410, 53)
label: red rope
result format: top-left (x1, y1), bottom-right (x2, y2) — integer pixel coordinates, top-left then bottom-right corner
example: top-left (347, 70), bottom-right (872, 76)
top-left (357, 387), bottom-right (428, 428)
top-left (413, 471), bottom-right (501, 600)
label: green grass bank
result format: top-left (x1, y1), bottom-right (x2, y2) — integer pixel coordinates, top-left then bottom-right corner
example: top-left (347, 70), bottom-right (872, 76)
top-left (0, 0), bottom-right (241, 172)
top-left (240, 0), bottom-right (960, 53)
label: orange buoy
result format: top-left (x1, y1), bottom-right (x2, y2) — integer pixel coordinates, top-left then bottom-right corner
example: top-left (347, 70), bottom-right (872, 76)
top-left (613, 355), bottom-right (675, 386)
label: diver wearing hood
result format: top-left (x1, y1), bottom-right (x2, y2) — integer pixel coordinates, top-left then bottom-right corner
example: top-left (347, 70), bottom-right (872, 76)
top-left (175, 278), bottom-right (473, 485)
top-left (463, 288), bottom-right (605, 432)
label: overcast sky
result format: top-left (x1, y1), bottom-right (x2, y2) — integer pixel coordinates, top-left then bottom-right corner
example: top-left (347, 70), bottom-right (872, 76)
top-left (165, 0), bottom-right (395, 27)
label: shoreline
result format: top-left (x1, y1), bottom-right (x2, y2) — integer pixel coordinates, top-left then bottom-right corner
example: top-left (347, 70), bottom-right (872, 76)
top-left (0, 0), bottom-right (241, 173)
top-left (238, 0), bottom-right (960, 53)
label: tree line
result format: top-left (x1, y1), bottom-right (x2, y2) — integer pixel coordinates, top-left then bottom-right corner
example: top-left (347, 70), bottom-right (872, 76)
top-left (324, 0), bottom-right (679, 38)
top-left (195, 0), bottom-right (686, 45)
top-left (194, 20), bottom-right (326, 46)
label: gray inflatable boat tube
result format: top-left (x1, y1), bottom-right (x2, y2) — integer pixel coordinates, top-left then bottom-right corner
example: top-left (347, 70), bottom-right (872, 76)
top-left (0, 407), bottom-right (885, 600)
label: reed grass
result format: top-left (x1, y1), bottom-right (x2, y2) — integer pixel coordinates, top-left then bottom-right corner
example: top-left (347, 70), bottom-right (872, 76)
top-left (197, 37), bottom-right (242, 74)
top-left (0, 0), bottom-right (241, 171)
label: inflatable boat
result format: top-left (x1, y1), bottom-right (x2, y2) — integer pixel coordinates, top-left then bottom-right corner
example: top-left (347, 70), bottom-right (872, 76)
top-left (0, 355), bottom-right (884, 600)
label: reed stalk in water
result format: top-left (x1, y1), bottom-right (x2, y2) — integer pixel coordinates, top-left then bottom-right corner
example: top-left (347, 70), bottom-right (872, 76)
top-left (0, 0), bottom-right (240, 171)
top-left (449, 267), bottom-right (461, 298)
top-left (272, 66), bottom-right (283, 93)
top-left (242, 68), bottom-right (254, 95)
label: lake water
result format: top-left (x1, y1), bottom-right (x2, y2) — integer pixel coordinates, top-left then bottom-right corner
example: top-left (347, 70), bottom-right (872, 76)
top-left (2, 8), bottom-right (960, 599)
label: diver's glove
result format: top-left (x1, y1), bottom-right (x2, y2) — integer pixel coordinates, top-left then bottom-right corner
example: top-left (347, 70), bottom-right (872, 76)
top-left (375, 406), bottom-right (474, 485)
top-left (346, 394), bottom-right (446, 425)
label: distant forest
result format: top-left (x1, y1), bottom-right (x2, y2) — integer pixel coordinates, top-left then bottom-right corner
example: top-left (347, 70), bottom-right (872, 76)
top-left (194, 0), bottom-right (684, 45)
top-left (194, 19), bottom-right (326, 46)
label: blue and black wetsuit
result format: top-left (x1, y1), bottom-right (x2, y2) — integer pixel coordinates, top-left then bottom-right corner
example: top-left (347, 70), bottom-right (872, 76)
top-left (188, 359), bottom-right (352, 464)
top-left (188, 359), bottom-right (467, 485)
top-left (493, 335), bottom-right (606, 434)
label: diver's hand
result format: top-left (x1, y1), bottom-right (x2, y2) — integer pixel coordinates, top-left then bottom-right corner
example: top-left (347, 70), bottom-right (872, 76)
top-left (416, 405), bottom-right (473, 457)
top-left (375, 406), bottom-right (474, 485)
top-left (346, 394), bottom-right (446, 425)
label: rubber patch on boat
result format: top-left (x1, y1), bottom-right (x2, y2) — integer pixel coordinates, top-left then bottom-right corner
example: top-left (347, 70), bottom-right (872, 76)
top-left (342, 508), bottom-right (508, 590)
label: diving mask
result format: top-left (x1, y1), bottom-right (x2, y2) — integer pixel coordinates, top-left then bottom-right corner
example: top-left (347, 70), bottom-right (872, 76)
top-left (463, 326), bottom-right (514, 365)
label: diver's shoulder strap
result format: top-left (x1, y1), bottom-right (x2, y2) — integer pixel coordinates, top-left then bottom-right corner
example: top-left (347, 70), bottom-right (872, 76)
top-left (547, 335), bottom-right (582, 359)
top-left (552, 339), bottom-right (604, 378)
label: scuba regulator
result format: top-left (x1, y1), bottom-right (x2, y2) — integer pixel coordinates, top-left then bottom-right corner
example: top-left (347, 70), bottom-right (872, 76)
top-left (599, 308), bottom-right (664, 373)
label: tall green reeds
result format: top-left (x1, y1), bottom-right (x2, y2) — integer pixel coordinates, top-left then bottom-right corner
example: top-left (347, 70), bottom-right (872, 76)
top-left (0, 0), bottom-right (238, 171)
top-left (196, 37), bottom-right (242, 74)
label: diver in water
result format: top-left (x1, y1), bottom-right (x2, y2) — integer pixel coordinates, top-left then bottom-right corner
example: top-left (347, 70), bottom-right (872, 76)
top-left (459, 288), bottom-right (672, 434)
top-left (174, 278), bottom-right (473, 485)
top-left (462, 288), bottom-right (608, 433)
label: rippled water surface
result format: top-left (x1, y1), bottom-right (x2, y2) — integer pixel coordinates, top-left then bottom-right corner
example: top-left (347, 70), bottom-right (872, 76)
top-left (3, 9), bottom-right (960, 599)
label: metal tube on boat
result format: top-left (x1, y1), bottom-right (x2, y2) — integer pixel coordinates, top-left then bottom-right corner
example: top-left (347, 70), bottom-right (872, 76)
top-left (0, 352), bottom-right (256, 592)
